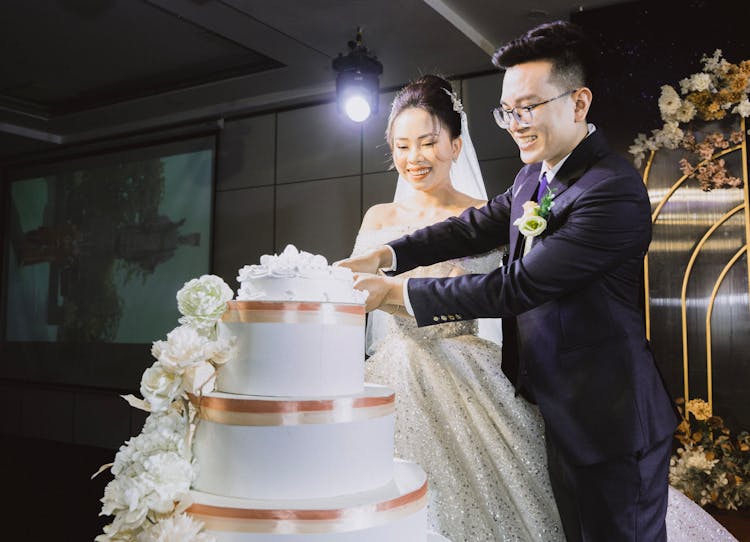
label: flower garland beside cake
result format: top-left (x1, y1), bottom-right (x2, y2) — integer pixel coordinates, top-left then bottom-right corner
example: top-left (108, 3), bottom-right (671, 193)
top-left (95, 274), bottom-right (236, 542)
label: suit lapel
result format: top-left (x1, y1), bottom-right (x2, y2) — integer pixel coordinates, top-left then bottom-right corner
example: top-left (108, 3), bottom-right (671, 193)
top-left (530, 129), bottom-right (611, 234)
top-left (509, 166), bottom-right (541, 261)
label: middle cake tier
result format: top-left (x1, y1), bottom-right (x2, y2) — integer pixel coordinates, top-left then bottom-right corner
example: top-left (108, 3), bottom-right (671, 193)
top-left (190, 385), bottom-right (395, 500)
top-left (216, 300), bottom-right (365, 397)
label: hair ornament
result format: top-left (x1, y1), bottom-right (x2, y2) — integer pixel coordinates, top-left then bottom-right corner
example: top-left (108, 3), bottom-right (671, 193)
top-left (442, 87), bottom-right (463, 114)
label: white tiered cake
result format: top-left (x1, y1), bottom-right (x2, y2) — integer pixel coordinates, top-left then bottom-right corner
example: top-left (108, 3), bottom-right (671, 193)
top-left (186, 246), bottom-right (449, 541)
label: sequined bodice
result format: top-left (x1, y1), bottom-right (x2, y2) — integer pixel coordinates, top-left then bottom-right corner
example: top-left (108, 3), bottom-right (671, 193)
top-left (352, 225), bottom-right (503, 344)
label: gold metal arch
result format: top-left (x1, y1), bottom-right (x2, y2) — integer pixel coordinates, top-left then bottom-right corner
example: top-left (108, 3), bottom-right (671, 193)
top-left (679, 205), bottom-right (744, 402)
top-left (642, 117), bottom-right (748, 410)
top-left (705, 245), bottom-right (749, 412)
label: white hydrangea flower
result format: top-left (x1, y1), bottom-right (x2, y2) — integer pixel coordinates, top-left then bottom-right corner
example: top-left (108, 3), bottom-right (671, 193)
top-left (652, 121), bottom-right (684, 150)
top-left (733, 98), bottom-right (750, 117)
top-left (682, 446), bottom-right (718, 473)
top-left (140, 363), bottom-right (182, 412)
top-left (152, 325), bottom-right (210, 375)
top-left (658, 85), bottom-right (682, 120)
top-left (701, 49), bottom-right (724, 73)
top-left (136, 513), bottom-right (215, 542)
top-left (176, 275), bottom-right (233, 331)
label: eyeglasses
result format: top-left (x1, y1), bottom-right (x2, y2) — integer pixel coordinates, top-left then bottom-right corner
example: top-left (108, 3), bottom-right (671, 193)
top-left (492, 89), bottom-right (577, 129)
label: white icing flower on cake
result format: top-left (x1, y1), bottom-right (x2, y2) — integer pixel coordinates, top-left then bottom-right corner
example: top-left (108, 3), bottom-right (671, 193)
top-left (176, 275), bottom-right (233, 332)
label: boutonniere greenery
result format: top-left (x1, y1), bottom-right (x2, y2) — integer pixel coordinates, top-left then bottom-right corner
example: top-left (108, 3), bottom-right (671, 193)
top-left (514, 187), bottom-right (556, 255)
top-left (514, 187), bottom-right (556, 238)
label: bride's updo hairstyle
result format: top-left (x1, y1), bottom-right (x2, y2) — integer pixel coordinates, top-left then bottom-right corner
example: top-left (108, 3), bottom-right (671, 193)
top-left (385, 74), bottom-right (461, 148)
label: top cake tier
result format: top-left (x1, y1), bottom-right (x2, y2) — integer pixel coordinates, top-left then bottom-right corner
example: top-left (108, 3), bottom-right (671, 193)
top-left (216, 245), bottom-right (367, 397)
top-left (235, 244), bottom-right (368, 304)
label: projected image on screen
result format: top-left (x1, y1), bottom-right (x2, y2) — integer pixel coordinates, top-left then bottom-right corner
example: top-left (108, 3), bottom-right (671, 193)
top-left (4, 143), bottom-right (213, 343)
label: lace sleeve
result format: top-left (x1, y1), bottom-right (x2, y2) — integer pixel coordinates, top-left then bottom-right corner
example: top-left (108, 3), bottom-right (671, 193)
top-left (454, 246), bottom-right (507, 274)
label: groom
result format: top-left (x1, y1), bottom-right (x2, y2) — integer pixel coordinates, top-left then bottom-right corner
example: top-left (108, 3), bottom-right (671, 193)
top-left (338, 20), bottom-right (678, 542)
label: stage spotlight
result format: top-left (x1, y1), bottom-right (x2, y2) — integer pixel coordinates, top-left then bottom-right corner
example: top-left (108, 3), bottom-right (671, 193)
top-left (332, 27), bottom-right (383, 123)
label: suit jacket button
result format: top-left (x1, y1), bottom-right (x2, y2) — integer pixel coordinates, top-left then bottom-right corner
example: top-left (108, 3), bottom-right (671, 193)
top-left (448, 315), bottom-right (455, 321)
top-left (440, 315), bottom-right (448, 321)
top-left (433, 316), bottom-right (440, 322)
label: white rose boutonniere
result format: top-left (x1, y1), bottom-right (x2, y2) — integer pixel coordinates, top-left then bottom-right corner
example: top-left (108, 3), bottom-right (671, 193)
top-left (514, 188), bottom-right (556, 255)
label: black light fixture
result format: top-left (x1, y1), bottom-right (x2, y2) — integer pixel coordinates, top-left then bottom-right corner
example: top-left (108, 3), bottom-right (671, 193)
top-left (332, 27), bottom-right (383, 123)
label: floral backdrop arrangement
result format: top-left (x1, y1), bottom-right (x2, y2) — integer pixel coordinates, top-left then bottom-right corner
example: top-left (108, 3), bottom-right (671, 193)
top-left (94, 275), bottom-right (236, 542)
top-left (629, 49), bottom-right (749, 190)
top-left (670, 398), bottom-right (750, 510)
top-left (629, 50), bottom-right (750, 511)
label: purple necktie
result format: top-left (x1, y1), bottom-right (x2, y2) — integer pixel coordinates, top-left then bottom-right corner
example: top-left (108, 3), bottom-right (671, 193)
top-left (536, 172), bottom-right (549, 204)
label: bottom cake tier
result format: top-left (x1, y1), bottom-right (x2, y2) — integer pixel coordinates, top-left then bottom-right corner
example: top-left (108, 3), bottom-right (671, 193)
top-left (187, 460), bottom-right (430, 541)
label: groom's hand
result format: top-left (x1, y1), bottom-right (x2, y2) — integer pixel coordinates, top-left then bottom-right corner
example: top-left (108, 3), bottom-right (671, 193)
top-left (334, 246), bottom-right (393, 275)
top-left (353, 273), bottom-right (404, 312)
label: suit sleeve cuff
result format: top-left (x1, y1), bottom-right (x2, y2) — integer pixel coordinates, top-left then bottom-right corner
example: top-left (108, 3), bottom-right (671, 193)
top-left (383, 245), bottom-right (398, 272)
top-left (402, 278), bottom-right (414, 316)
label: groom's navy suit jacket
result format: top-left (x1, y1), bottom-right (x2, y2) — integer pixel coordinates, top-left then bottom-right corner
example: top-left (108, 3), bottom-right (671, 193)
top-left (388, 130), bottom-right (678, 465)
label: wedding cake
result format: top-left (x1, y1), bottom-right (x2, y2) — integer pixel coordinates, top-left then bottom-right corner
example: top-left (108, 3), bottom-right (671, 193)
top-left (185, 245), bottom-right (449, 541)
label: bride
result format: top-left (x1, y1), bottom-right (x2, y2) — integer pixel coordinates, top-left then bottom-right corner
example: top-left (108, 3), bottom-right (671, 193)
top-left (340, 74), bottom-right (736, 541)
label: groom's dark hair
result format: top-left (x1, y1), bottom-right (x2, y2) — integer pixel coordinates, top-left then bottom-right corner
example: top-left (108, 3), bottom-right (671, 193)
top-left (492, 20), bottom-right (598, 91)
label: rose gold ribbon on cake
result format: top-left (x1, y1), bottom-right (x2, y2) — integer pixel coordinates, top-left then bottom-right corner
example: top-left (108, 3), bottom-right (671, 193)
top-left (187, 480), bottom-right (427, 533)
top-left (189, 392), bottom-right (396, 426)
top-left (222, 301), bottom-right (365, 326)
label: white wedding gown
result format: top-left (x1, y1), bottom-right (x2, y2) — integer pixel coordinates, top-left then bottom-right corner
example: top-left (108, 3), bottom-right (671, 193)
top-left (353, 225), bottom-right (737, 542)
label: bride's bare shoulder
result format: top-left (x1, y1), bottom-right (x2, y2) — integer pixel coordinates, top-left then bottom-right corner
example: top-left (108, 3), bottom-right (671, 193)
top-left (453, 194), bottom-right (487, 212)
top-left (360, 202), bottom-right (399, 230)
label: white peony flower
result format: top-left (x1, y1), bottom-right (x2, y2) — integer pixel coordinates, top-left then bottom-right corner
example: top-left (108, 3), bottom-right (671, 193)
top-left (112, 409), bottom-right (188, 477)
top-left (141, 451), bottom-right (193, 511)
top-left (136, 513), bottom-right (215, 542)
top-left (203, 334), bottom-right (237, 366)
top-left (679, 72), bottom-right (712, 94)
top-left (176, 275), bottom-right (233, 332)
top-left (141, 363), bottom-right (182, 412)
top-left (100, 475), bottom-right (151, 531)
top-left (152, 325), bottom-right (210, 375)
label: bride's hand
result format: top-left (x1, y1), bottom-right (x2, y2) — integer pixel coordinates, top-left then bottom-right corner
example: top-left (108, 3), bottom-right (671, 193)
top-left (334, 246), bottom-right (393, 275)
top-left (352, 273), bottom-right (404, 313)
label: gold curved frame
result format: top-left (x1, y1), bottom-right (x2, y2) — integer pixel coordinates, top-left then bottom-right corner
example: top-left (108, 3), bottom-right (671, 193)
top-left (705, 246), bottom-right (748, 409)
top-left (642, 117), bottom-right (748, 411)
